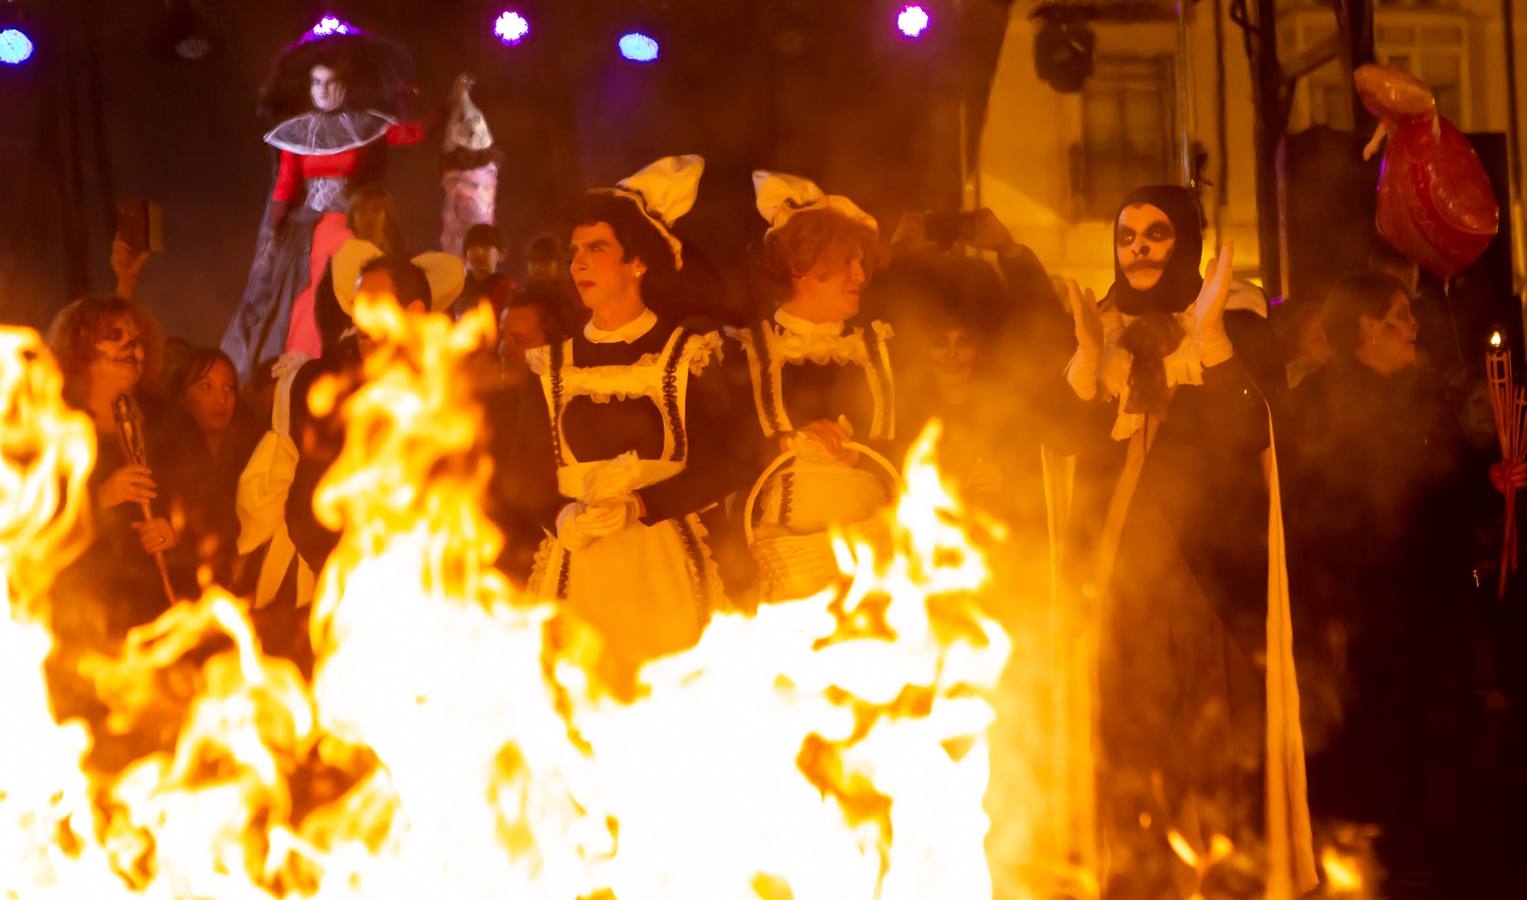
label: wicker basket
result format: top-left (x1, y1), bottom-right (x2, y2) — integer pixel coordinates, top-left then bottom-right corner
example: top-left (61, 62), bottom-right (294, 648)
top-left (743, 442), bottom-right (903, 599)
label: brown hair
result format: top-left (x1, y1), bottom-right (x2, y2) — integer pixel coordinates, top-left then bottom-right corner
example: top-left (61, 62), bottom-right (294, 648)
top-left (46, 296), bottom-right (164, 406)
top-left (346, 183), bottom-right (405, 255)
top-left (758, 208), bottom-right (882, 303)
top-left (1322, 272), bottom-right (1409, 356)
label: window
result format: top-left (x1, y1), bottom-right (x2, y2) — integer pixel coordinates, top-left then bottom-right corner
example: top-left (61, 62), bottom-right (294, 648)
top-left (1070, 55), bottom-right (1176, 220)
top-left (1375, 21), bottom-right (1467, 125)
top-left (1287, 8), bottom-right (1471, 131)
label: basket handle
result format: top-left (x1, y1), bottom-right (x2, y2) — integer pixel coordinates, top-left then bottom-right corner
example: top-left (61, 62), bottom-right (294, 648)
top-left (742, 441), bottom-right (902, 546)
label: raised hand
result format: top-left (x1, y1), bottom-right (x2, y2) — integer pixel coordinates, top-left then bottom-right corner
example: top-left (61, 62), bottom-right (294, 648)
top-left (111, 238), bottom-right (150, 300)
top-left (1194, 243), bottom-right (1235, 366)
top-left (1059, 277), bottom-right (1103, 359)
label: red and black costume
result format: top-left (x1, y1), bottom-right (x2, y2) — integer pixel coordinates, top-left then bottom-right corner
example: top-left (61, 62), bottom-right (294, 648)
top-left (221, 31), bottom-right (416, 383)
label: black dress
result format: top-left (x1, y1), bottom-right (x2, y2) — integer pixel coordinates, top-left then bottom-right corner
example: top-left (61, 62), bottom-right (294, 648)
top-left (727, 312), bottom-right (897, 557)
top-left (1287, 357), bottom-right (1479, 889)
top-left (520, 313), bottom-right (738, 687)
top-left (1052, 302), bottom-right (1290, 892)
top-left (155, 405), bottom-right (264, 590)
top-left (48, 395), bottom-right (181, 728)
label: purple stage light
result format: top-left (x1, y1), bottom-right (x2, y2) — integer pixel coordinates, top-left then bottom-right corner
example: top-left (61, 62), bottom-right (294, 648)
top-left (309, 15), bottom-right (356, 40)
top-left (896, 4), bottom-right (931, 39)
top-left (494, 10), bottom-right (530, 45)
top-left (0, 27), bottom-right (34, 65)
top-left (618, 32), bottom-right (659, 63)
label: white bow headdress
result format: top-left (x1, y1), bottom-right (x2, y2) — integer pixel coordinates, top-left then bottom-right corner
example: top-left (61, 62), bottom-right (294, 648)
top-left (597, 154), bottom-right (705, 270)
top-left (752, 170), bottom-right (878, 235)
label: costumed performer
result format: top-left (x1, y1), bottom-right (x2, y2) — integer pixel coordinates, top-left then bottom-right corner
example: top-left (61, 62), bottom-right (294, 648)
top-left (221, 26), bottom-right (422, 383)
top-left (522, 155), bottom-right (736, 695)
top-left (440, 74), bottom-right (501, 258)
top-left (1053, 185), bottom-right (1314, 895)
top-left (728, 171), bottom-right (897, 601)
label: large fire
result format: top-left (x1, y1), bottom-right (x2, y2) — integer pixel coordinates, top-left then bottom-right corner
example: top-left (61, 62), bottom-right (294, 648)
top-left (0, 297), bottom-right (1013, 898)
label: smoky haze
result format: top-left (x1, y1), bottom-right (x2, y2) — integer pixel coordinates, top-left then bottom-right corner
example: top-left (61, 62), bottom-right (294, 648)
top-left (0, 0), bottom-right (1013, 338)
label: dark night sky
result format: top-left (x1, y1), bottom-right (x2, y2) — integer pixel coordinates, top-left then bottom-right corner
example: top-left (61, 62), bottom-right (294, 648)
top-left (0, 0), bottom-right (1010, 345)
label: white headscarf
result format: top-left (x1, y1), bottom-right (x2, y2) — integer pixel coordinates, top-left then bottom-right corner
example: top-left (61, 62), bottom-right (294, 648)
top-left (752, 170), bottom-right (878, 235)
top-left (597, 154), bottom-right (705, 270)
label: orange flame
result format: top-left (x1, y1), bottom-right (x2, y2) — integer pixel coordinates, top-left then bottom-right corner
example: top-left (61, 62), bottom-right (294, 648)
top-left (0, 296), bottom-right (1011, 897)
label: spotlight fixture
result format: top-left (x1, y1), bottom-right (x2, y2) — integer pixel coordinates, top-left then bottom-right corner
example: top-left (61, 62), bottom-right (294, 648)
top-left (618, 32), bottom-right (659, 63)
top-left (896, 4), bottom-right (931, 39)
top-left (1031, 3), bottom-right (1097, 94)
top-left (307, 14), bottom-right (357, 41)
top-left (0, 26), bottom-right (32, 65)
top-left (494, 10), bottom-right (530, 46)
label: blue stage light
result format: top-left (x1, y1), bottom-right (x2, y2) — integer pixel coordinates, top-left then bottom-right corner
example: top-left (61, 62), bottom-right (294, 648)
top-left (896, 4), bottom-right (931, 39)
top-left (494, 11), bottom-right (530, 46)
top-left (0, 28), bottom-right (34, 65)
top-left (618, 32), bottom-right (659, 63)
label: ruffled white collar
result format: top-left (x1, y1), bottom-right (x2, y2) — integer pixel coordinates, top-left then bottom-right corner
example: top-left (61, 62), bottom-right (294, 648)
top-left (585, 308), bottom-right (658, 344)
top-left (264, 109), bottom-right (397, 156)
top-left (774, 308), bottom-right (845, 337)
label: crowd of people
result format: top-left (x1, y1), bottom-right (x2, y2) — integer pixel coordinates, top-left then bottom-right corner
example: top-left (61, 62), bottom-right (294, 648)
top-left (28, 39), bottom-right (1527, 900)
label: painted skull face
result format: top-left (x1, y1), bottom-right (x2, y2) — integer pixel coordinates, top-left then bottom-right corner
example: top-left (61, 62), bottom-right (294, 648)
top-left (88, 314), bottom-right (145, 390)
top-left (1116, 203), bottom-right (1177, 292)
top-left (310, 65), bottom-right (347, 112)
top-left (929, 327), bottom-right (977, 387)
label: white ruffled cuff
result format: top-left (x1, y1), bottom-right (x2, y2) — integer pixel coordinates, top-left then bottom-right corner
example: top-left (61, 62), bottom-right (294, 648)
top-left (1199, 328), bottom-right (1234, 368)
top-left (1065, 345), bottom-right (1100, 401)
top-left (686, 331), bottom-right (724, 375)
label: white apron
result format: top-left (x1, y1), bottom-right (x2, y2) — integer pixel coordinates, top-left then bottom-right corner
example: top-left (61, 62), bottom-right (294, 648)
top-left (526, 327), bottom-right (725, 678)
top-left (733, 318), bottom-right (897, 535)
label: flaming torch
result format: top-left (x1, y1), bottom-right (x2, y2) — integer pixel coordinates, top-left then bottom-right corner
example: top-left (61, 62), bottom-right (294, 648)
top-left (1485, 330), bottom-right (1525, 597)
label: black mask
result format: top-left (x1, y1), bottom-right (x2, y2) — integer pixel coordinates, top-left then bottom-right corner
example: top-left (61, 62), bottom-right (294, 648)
top-left (1111, 185), bottom-right (1204, 316)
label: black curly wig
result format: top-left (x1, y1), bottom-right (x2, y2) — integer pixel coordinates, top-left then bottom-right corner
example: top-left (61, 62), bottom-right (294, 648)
top-left (257, 31), bottom-right (414, 123)
top-left (558, 192), bottom-right (683, 310)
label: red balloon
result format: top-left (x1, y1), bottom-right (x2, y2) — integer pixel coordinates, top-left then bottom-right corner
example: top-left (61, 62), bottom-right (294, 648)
top-left (1356, 64), bottom-right (1499, 279)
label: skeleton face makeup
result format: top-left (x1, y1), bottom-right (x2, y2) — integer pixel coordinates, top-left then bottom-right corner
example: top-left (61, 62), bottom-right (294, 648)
top-left (87, 314), bottom-right (145, 392)
top-left (310, 65), bottom-right (347, 112)
top-left (1116, 204), bottom-right (1177, 292)
top-left (929, 327), bottom-right (977, 388)
top-left (1358, 290), bottom-right (1419, 375)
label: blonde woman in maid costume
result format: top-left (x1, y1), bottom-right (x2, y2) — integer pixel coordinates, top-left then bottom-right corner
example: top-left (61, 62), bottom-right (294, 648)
top-left (523, 156), bottom-right (733, 692)
top-left (730, 172), bottom-right (896, 599)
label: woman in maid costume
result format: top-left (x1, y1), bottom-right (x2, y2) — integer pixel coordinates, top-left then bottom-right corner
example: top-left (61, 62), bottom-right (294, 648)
top-left (523, 156), bottom-right (736, 692)
top-left (728, 172), bottom-right (898, 600)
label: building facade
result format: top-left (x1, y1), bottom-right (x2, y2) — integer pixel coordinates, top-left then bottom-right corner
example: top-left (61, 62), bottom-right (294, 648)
top-left (979, 0), bottom-right (1526, 300)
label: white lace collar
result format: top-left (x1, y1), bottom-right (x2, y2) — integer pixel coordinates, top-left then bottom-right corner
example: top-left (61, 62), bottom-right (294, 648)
top-left (263, 109), bottom-right (397, 155)
top-left (774, 307), bottom-right (845, 337)
top-left (585, 308), bottom-right (658, 344)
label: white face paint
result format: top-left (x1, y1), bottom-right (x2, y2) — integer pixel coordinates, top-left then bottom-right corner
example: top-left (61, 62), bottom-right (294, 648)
top-left (929, 327), bottom-right (977, 387)
top-left (1115, 203), bottom-right (1177, 292)
top-left (310, 65), bottom-right (347, 112)
top-left (88, 314), bottom-right (145, 392)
